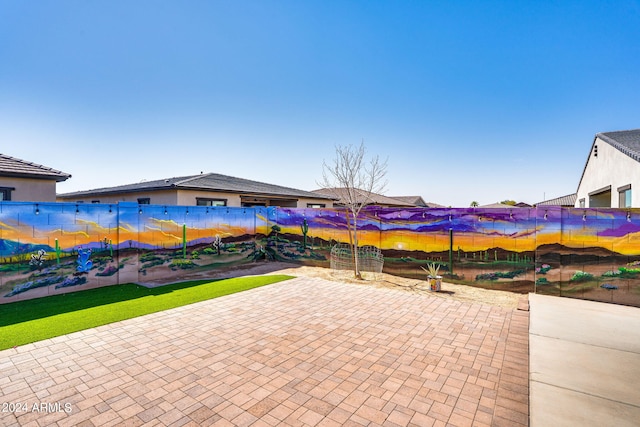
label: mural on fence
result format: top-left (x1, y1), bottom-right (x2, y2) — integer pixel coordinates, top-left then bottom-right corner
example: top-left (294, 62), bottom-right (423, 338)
top-left (0, 202), bottom-right (274, 303)
top-left (1, 202), bottom-right (640, 306)
top-left (272, 206), bottom-right (640, 306)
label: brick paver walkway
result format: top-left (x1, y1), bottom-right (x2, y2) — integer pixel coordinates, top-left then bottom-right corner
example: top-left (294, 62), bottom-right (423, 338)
top-left (1, 277), bottom-right (529, 427)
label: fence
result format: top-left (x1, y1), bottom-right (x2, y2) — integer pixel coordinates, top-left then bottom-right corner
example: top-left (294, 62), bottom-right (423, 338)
top-left (1, 202), bottom-right (639, 307)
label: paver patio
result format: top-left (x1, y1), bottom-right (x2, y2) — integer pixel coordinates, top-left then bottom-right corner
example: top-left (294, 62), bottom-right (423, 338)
top-left (0, 276), bottom-right (529, 427)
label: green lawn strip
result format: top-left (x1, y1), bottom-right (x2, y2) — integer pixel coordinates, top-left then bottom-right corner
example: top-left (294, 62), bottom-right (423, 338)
top-left (0, 275), bottom-right (293, 351)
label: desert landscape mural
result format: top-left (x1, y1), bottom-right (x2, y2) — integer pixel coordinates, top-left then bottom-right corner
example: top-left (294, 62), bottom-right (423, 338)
top-left (2, 202), bottom-right (639, 306)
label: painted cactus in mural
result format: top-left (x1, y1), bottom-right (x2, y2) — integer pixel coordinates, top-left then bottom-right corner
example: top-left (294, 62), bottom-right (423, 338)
top-left (300, 218), bottom-right (309, 250)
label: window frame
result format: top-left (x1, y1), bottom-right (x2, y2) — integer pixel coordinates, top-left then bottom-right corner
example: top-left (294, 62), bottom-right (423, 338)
top-left (196, 198), bottom-right (227, 207)
top-left (618, 184), bottom-right (632, 208)
top-left (0, 187), bottom-right (14, 201)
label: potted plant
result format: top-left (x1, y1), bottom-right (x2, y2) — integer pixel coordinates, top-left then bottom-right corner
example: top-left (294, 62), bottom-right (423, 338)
top-left (421, 263), bottom-right (442, 292)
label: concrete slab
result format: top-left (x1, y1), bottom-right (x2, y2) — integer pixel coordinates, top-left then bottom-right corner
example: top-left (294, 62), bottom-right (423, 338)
top-left (529, 294), bottom-right (640, 427)
top-left (531, 381), bottom-right (640, 427)
top-left (529, 293), bottom-right (640, 352)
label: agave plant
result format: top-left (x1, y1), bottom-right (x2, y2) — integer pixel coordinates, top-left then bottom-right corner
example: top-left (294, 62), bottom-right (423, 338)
top-left (421, 262), bottom-right (441, 278)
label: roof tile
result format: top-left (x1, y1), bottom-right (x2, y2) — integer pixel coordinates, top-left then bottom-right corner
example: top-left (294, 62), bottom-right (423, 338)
top-left (0, 154), bottom-right (71, 181)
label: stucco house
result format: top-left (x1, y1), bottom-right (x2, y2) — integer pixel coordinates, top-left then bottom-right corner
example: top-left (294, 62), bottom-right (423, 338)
top-left (0, 154), bottom-right (71, 201)
top-left (57, 172), bottom-right (334, 208)
top-left (575, 129), bottom-right (640, 208)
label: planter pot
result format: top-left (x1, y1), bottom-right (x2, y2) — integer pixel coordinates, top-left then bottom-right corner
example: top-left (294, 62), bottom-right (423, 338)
top-left (428, 275), bottom-right (442, 292)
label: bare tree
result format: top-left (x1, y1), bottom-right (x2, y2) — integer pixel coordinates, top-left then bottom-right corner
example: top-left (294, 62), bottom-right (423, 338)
top-left (319, 141), bottom-right (387, 279)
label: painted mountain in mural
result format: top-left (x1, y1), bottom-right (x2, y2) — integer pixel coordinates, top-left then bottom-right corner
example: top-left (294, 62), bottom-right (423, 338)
top-left (0, 239), bottom-right (54, 257)
top-left (536, 243), bottom-right (631, 264)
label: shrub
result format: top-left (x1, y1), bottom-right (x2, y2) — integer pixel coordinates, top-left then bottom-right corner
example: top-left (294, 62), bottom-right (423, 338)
top-left (618, 267), bottom-right (640, 278)
top-left (55, 276), bottom-right (87, 289)
top-left (5, 276), bottom-right (65, 297)
top-left (96, 265), bottom-right (119, 277)
top-left (141, 259), bottom-right (164, 269)
top-left (140, 252), bottom-right (162, 263)
top-left (602, 270), bottom-right (621, 277)
top-left (535, 264), bottom-right (551, 275)
top-left (475, 269), bottom-right (525, 281)
top-left (170, 259), bottom-right (196, 270)
top-left (570, 271), bottom-right (594, 282)
top-left (536, 277), bottom-right (549, 285)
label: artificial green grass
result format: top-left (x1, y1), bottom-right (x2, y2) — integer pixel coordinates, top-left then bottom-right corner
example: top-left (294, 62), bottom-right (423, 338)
top-left (0, 275), bottom-right (293, 351)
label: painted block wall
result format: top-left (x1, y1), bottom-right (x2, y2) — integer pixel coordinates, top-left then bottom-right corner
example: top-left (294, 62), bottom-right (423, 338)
top-left (1, 202), bottom-right (640, 307)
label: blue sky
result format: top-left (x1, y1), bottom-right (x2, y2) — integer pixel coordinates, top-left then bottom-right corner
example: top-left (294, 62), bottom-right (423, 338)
top-left (1, 1), bottom-right (639, 207)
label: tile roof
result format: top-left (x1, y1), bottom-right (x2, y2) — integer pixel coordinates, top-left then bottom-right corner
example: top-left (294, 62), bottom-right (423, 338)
top-left (535, 193), bottom-right (577, 207)
top-left (57, 173), bottom-right (333, 200)
top-left (389, 195), bottom-right (424, 205)
top-left (390, 196), bottom-right (447, 208)
top-left (479, 202), bottom-right (525, 209)
top-left (597, 129), bottom-right (640, 162)
top-left (0, 154), bottom-right (71, 181)
top-left (312, 188), bottom-right (416, 207)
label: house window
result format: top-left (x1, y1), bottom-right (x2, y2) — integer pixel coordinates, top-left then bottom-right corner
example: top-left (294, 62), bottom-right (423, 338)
top-left (0, 187), bottom-right (14, 201)
top-left (307, 203), bottom-right (326, 208)
top-left (579, 199), bottom-right (585, 208)
top-left (137, 198), bottom-right (151, 204)
top-left (618, 185), bottom-right (632, 208)
top-left (196, 198), bottom-right (227, 207)
top-left (588, 186), bottom-right (611, 208)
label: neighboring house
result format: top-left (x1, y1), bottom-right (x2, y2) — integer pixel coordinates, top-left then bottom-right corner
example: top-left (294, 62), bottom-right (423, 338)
top-left (575, 129), bottom-right (640, 208)
top-left (312, 188), bottom-right (417, 208)
top-left (477, 202), bottom-right (532, 209)
top-left (57, 173), bottom-right (334, 208)
top-left (479, 202), bottom-right (526, 209)
top-left (0, 154), bottom-right (71, 202)
top-left (389, 196), bottom-right (446, 208)
top-left (535, 193), bottom-right (577, 207)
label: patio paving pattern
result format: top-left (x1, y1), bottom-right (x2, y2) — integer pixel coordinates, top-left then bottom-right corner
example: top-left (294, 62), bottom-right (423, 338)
top-left (0, 276), bottom-right (529, 426)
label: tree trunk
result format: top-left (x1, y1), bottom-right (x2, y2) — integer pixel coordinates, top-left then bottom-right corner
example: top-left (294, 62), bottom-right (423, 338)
top-left (352, 212), bottom-right (362, 279)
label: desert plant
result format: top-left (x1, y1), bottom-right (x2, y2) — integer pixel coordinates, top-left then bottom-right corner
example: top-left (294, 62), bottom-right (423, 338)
top-left (570, 271), bottom-right (594, 282)
top-left (250, 245), bottom-right (277, 261)
top-left (421, 262), bottom-right (441, 278)
top-left (475, 269), bottom-right (525, 281)
top-left (300, 219), bottom-right (309, 250)
top-left (536, 264), bottom-right (552, 275)
top-left (212, 235), bottom-right (222, 255)
top-left (170, 259), bottom-right (196, 270)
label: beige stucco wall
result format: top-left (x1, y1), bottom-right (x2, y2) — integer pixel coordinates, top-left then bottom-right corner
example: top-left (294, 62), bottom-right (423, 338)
top-left (295, 198), bottom-right (334, 208)
top-left (57, 190), bottom-right (180, 205)
top-left (176, 190), bottom-right (242, 206)
top-left (0, 177), bottom-right (58, 202)
top-left (575, 138), bottom-right (640, 208)
top-left (58, 189), bottom-right (334, 208)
